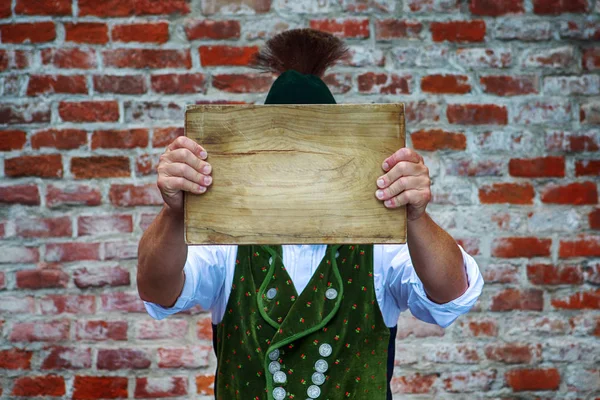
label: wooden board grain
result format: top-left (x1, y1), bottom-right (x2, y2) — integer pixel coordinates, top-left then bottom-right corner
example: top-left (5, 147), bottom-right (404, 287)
top-left (184, 103), bottom-right (406, 245)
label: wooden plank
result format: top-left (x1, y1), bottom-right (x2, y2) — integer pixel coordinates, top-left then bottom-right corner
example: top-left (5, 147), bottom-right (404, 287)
top-left (184, 103), bottom-right (406, 245)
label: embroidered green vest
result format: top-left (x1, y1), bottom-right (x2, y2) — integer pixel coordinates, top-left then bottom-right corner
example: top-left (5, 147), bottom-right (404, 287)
top-left (214, 244), bottom-right (390, 400)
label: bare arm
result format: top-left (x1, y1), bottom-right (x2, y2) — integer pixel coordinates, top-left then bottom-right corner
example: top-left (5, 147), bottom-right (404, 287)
top-left (137, 136), bottom-right (212, 307)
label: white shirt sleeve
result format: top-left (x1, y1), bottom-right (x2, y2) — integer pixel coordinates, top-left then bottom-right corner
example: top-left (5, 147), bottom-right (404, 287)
top-left (378, 243), bottom-right (484, 328)
top-left (142, 245), bottom-right (230, 320)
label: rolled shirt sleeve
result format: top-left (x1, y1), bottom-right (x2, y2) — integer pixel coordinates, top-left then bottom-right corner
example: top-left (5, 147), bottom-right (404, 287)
top-left (383, 243), bottom-right (484, 328)
top-left (142, 245), bottom-right (229, 320)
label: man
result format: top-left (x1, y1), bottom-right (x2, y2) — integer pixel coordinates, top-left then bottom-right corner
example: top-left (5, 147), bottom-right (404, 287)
top-left (138, 29), bottom-right (484, 400)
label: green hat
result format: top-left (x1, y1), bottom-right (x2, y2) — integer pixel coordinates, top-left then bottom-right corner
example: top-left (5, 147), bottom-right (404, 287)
top-left (250, 29), bottom-right (348, 106)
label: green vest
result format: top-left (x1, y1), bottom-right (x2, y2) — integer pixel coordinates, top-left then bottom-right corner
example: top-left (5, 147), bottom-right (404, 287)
top-left (214, 244), bottom-right (390, 400)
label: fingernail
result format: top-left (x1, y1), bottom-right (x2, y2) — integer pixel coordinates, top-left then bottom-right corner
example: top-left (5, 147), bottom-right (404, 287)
top-left (200, 151), bottom-right (207, 159)
top-left (203, 164), bottom-right (211, 174)
top-left (377, 178), bottom-right (385, 188)
top-left (384, 200), bottom-right (392, 207)
top-left (204, 176), bottom-right (212, 185)
top-left (376, 190), bottom-right (384, 199)
top-left (382, 162), bottom-right (389, 171)
top-left (198, 186), bottom-right (206, 193)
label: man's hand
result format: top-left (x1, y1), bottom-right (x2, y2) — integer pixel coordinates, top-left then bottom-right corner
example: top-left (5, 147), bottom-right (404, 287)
top-left (375, 147), bottom-right (432, 221)
top-left (157, 136), bottom-right (212, 212)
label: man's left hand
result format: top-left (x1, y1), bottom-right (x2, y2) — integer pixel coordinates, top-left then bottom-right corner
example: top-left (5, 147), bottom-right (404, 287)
top-left (375, 147), bottom-right (432, 221)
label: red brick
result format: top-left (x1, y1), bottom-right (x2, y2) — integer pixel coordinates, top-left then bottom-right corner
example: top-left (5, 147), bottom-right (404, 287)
top-left (391, 373), bottom-right (438, 394)
top-left (560, 20), bottom-right (600, 41)
top-left (137, 319), bottom-right (188, 340)
top-left (78, 215), bottom-right (133, 236)
top-left (136, 154), bottom-right (158, 175)
top-left (583, 48), bottom-right (600, 71)
top-left (158, 346), bottom-right (211, 368)
top-left (109, 184), bottom-right (162, 207)
top-left (196, 316), bottom-right (212, 340)
top-left (581, 101), bottom-right (600, 125)
top-left (541, 182), bottom-right (597, 205)
top-left (60, 101), bottom-right (119, 123)
top-left (79, 0), bottom-right (189, 16)
top-left (552, 289), bottom-right (600, 310)
top-left (527, 264), bottom-right (584, 285)
top-left (492, 237), bottom-right (551, 258)
top-left (0, 130), bottom-right (26, 151)
top-left (112, 22), bottom-right (169, 43)
top-left (103, 49), bottom-right (191, 69)
top-left (590, 208), bottom-right (600, 229)
top-left (196, 374), bottom-right (215, 395)
top-left (185, 20), bottom-right (240, 40)
top-left (31, 129), bottom-right (87, 150)
top-left (479, 183), bottom-right (534, 204)
top-left (375, 19), bottom-right (422, 40)
top-left (0, 295), bottom-right (35, 313)
top-left (0, 1), bottom-right (10, 17)
top-left (323, 73), bottom-right (352, 94)
top-left (0, 247), bottom-right (39, 264)
top-left (213, 73), bottom-right (274, 93)
top-left (12, 375), bottom-right (65, 396)
top-left (104, 242), bottom-right (139, 260)
top-left (41, 346), bottom-right (92, 369)
top-left (16, 0), bottom-right (71, 15)
top-left (309, 18), bottom-right (370, 39)
top-left (73, 376), bottom-right (128, 400)
top-left (74, 265), bottom-right (130, 289)
top-left (10, 320), bottom-right (70, 342)
top-left (140, 212), bottom-right (159, 232)
top-left (431, 20), bottom-right (486, 42)
top-left (455, 238), bottom-right (480, 255)
top-left (576, 160), bottom-right (600, 176)
top-left (506, 368), bottom-right (560, 391)
top-left (461, 319), bottom-right (498, 337)
top-left (480, 75), bottom-right (538, 96)
top-left (65, 23), bottom-right (108, 44)
top-left (40, 294), bottom-right (96, 315)
top-left (27, 75), bottom-right (87, 95)
top-left (151, 73), bottom-right (207, 94)
top-left (421, 74), bottom-right (470, 94)
top-left (45, 242), bottom-right (100, 263)
top-left (42, 48), bottom-right (96, 69)
top-left (469, 0), bottom-right (524, 15)
top-left (546, 131), bottom-right (599, 152)
top-left (94, 75), bottom-right (147, 94)
top-left (447, 104), bottom-right (508, 125)
top-left (199, 45), bottom-right (259, 66)
top-left (484, 343), bottom-right (541, 364)
top-left (533, 0), bottom-right (588, 14)
top-left (524, 46), bottom-right (576, 69)
top-left (154, 127), bottom-right (184, 147)
top-left (456, 48), bottom-right (512, 68)
top-left (133, 0), bottom-right (190, 15)
top-left (5, 154), bottom-right (63, 178)
top-left (560, 235), bottom-right (600, 258)
top-left (75, 321), bottom-right (128, 341)
top-left (97, 348), bottom-right (151, 370)
top-left (46, 185), bottom-right (101, 208)
top-left (16, 264), bottom-right (69, 288)
top-left (202, 0), bottom-right (269, 14)
top-left (0, 349), bottom-right (33, 369)
top-left (0, 102), bottom-right (51, 124)
top-left (71, 156), bottom-right (131, 179)
top-left (490, 288), bottom-right (544, 311)
top-left (411, 129), bottom-right (466, 151)
top-left (357, 72), bottom-right (411, 94)
top-left (0, 22), bottom-right (55, 43)
top-left (135, 377), bottom-right (187, 398)
top-left (92, 129), bottom-right (148, 149)
top-left (508, 156), bottom-right (565, 177)
top-left (0, 49), bottom-right (28, 70)
top-left (446, 159), bottom-right (503, 177)
top-left (442, 370), bottom-right (496, 392)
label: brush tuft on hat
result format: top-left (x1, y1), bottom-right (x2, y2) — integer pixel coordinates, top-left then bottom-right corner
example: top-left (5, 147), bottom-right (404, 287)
top-left (249, 28), bottom-right (349, 78)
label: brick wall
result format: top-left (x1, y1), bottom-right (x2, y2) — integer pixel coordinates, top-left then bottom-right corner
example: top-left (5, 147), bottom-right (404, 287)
top-left (0, 0), bottom-right (599, 398)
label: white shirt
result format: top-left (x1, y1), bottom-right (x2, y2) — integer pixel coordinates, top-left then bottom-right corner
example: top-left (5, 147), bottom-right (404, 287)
top-left (143, 244), bottom-right (484, 328)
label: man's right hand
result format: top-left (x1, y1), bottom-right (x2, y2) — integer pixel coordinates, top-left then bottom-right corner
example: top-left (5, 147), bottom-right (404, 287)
top-left (157, 136), bottom-right (212, 212)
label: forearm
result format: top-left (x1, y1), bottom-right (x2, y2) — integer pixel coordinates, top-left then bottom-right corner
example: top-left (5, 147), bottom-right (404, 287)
top-left (136, 205), bottom-right (187, 307)
top-left (406, 212), bottom-right (467, 304)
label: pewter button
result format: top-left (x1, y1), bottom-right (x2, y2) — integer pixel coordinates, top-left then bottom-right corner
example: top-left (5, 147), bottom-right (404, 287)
top-left (273, 371), bottom-right (287, 384)
top-left (315, 359), bottom-right (328, 373)
top-left (266, 288), bottom-right (277, 300)
top-left (325, 288), bottom-right (337, 300)
top-left (319, 343), bottom-right (332, 357)
top-left (307, 385), bottom-right (321, 398)
top-left (312, 372), bottom-right (325, 385)
top-left (268, 349), bottom-right (280, 360)
top-left (268, 361), bottom-right (281, 374)
top-left (273, 387), bottom-right (286, 400)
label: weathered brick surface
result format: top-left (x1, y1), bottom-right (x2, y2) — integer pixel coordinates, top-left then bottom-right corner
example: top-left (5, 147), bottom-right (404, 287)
top-left (0, 1), bottom-right (598, 398)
